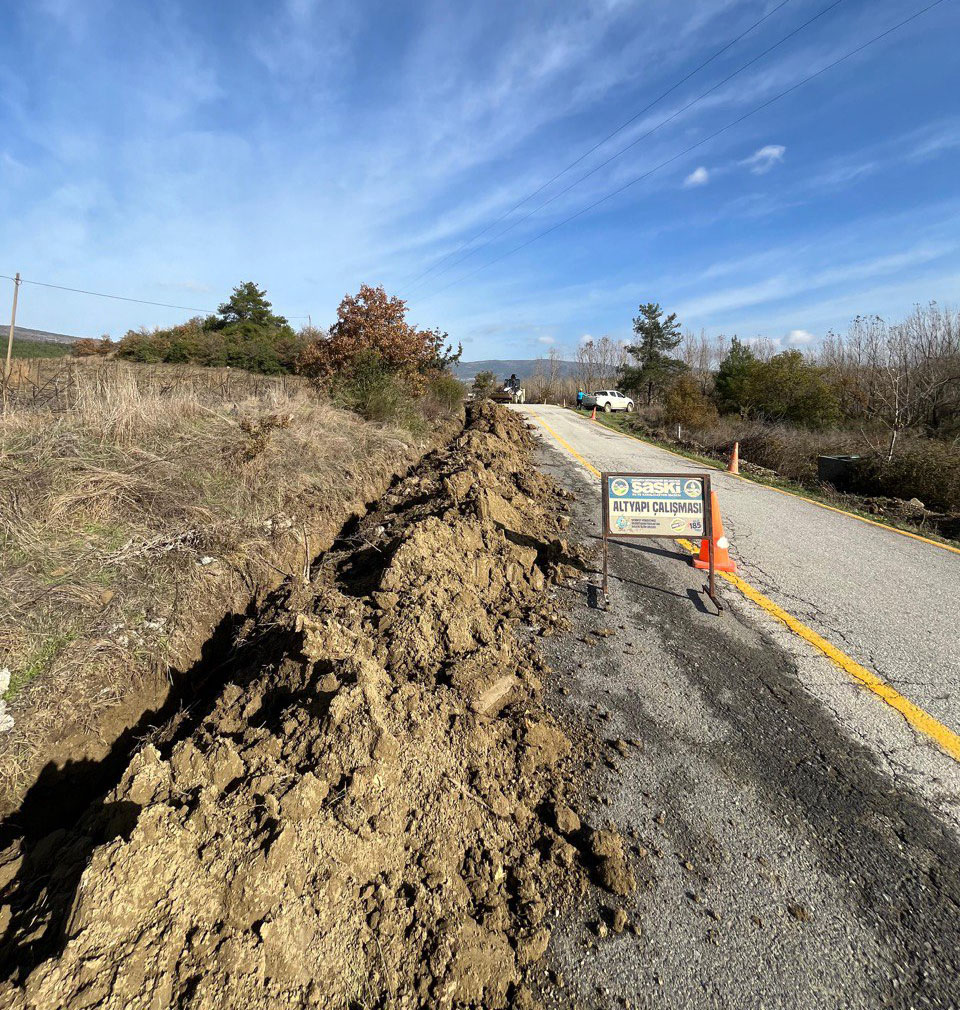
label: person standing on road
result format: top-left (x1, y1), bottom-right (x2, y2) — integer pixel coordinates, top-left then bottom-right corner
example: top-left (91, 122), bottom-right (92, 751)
top-left (576, 389), bottom-right (584, 410)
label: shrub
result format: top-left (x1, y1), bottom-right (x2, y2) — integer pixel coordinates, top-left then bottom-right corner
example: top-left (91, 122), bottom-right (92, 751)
top-left (851, 441), bottom-right (960, 512)
top-left (72, 336), bottom-right (114, 357)
top-left (663, 374), bottom-right (718, 428)
top-left (115, 284), bottom-right (305, 375)
top-left (472, 370), bottom-right (496, 398)
top-left (713, 337), bottom-right (757, 413)
top-left (743, 350), bottom-right (839, 429)
top-left (298, 285), bottom-right (460, 395)
top-left (424, 372), bottom-right (466, 414)
top-left (332, 351), bottom-right (410, 424)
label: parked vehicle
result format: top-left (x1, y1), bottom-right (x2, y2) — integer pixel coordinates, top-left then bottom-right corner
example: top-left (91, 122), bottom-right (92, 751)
top-left (490, 385), bottom-right (526, 404)
top-left (490, 373), bottom-right (526, 404)
top-left (581, 389), bottom-right (634, 412)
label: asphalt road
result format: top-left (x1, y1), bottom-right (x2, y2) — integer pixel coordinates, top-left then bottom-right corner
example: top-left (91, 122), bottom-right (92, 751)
top-left (517, 405), bottom-right (960, 774)
top-left (521, 423), bottom-right (960, 1009)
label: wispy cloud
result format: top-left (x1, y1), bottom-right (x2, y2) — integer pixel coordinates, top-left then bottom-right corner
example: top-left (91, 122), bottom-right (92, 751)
top-left (741, 145), bottom-right (785, 175)
top-left (1, 0), bottom-right (958, 350)
top-left (675, 239), bottom-right (956, 321)
top-left (905, 120), bottom-right (960, 162)
top-left (684, 166), bottom-right (710, 187)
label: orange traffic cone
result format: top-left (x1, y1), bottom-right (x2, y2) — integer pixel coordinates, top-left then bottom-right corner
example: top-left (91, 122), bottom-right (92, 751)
top-left (590, 406), bottom-right (597, 420)
top-left (693, 492), bottom-right (737, 572)
top-left (727, 441), bottom-right (740, 475)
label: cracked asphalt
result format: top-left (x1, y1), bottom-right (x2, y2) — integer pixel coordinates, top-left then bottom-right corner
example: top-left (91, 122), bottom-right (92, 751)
top-left (522, 418), bottom-right (960, 1009)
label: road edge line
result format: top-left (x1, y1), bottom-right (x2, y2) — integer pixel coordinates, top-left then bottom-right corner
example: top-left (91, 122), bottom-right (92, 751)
top-left (528, 407), bottom-right (960, 764)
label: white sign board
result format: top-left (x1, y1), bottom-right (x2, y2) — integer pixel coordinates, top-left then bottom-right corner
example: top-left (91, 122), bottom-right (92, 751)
top-left (605, 474), bottom-right (706, 538)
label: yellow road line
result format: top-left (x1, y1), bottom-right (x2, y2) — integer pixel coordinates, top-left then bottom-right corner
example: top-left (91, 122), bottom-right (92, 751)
top-left (527, 408), bottom-right (602, 477)
top-left (581, 410), bottom-right (960, 557)
top-left (528, 408), bottom-right (960, 763)
top-left (716, 567), bottom-right (960, 761)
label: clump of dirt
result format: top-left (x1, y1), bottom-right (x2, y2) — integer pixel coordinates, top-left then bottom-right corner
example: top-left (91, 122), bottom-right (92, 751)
top-left (589, 826), bottom-right (636, 896)
top-left (1, 402), bottom-right (597, 1009)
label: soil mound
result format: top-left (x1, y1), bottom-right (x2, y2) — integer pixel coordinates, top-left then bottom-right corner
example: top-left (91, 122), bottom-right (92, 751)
top-left (1, 402), bottom-right (591, 1009)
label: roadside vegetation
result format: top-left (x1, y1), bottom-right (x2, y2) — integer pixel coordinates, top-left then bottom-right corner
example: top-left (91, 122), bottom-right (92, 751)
top-left (529, 301), bottom-right (958, 534)
top-left (471, 369), bottom-right (497, 398)
top-left (590, 410), bottom-right (959, 543)
top-left (116, 282), bottom-right (308, 374)
top-left (297, 283), bottom-right (463, 424)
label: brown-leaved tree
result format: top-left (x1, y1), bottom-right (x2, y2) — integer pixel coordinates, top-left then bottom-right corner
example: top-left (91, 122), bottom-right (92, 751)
top-left (298, 285), bottom-right (459, 391)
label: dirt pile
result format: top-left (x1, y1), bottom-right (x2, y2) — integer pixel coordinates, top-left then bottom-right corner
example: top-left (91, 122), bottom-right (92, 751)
top-left (1, 402), bottom-right (599, 1009)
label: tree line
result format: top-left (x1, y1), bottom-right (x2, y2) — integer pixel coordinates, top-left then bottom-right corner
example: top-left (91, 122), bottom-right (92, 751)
top-left (91, 281), bottom-right (461, 415)
top-left (515, 301), bottom-right (959, 456)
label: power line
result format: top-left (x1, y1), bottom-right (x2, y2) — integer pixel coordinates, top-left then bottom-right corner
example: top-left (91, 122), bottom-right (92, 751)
top-left (0, 274), bottom-right (216, 313)
top-left (399, 0), bottom-right (798, 293)
top-left (414, 0), bottom-right (948, 305)
top-left (0, 273), bottom-right (311, 320)
top-left (408, 0), bottom-right (844, 295)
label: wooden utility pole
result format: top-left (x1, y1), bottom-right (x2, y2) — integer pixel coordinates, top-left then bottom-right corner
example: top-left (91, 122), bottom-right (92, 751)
top-left (2, 272), bottom-right (21, 412)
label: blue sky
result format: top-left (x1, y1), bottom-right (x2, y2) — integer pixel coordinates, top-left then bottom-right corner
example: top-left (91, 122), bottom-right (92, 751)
top-left (1, 0), bottom-right (958, 358)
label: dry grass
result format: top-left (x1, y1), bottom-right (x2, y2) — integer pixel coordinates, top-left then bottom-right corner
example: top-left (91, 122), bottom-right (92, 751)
top-left (3, 355), bottom-right (310, 411)
top-left (671, 417), bottom-right (960, 511)
top-left (0, 360), bottom-right (457, 804)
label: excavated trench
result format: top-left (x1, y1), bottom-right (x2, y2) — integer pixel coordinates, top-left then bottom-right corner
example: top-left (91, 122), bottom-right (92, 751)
top-left (0, 446), bottom-right (454, 980)
top-left (1, 583), bottom-right (304, 981)
top-left (0, 402), bottom-right (625, 1010)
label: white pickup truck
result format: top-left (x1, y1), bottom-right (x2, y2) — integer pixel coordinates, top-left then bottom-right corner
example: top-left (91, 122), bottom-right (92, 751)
top-left (581, 389), bottom-right (635, 413)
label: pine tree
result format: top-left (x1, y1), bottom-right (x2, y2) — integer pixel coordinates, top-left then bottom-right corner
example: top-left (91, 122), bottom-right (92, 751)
top-left (620, 302), bottom-right (685, 405)
top-left (212, 281), bottom-right (289, 329)
top-left (713, 336), bottom-right (758, 414)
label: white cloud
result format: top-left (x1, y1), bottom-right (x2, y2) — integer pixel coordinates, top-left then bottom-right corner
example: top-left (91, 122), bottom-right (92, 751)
top-left (742, 145), bottom-right (785, 175)
top-left (683, 166), bottom-right (709, 188)
top-left (579, 333), bottom-right (593, 344)
top-left (537, 335), bottom-right (555, 345)
top-left (786, 328), bottom-right (815, 345)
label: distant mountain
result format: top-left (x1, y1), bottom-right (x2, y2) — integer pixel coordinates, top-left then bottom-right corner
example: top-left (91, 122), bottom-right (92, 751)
top-left (9, 325), bottom-right (80, 344)
top-left (453, 359), bottom-right (578, 382)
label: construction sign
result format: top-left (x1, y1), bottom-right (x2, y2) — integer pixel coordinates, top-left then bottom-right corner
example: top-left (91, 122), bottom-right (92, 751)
top-left (601, 471), bottom-right (721, 611)
top-left (605, 474), bottom-right (706, 538)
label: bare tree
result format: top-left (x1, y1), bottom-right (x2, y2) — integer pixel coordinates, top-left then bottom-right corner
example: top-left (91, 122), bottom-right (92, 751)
top-left (546, 346), bottom-right (564, 403)
top-left (747, 336), bottom-right (778, 362)
top-left (528, 357), bottom-right (546, 403)
top-left (574, 339), bottom-right (598, 392)
top-left (574, 335), bottom-right (624, 391)
top-left (680, 328), bottom-right (720, 395)
top-left (817, 303), bottom-right (960, 457)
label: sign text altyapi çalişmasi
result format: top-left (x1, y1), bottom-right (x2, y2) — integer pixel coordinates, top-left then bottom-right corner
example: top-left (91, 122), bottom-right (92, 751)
top-left (601, 472), bottom-right (721, 610)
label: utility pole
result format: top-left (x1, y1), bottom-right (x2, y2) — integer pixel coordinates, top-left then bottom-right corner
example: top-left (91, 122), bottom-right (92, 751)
top-left (2, 272), bottom-right (20, 413)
